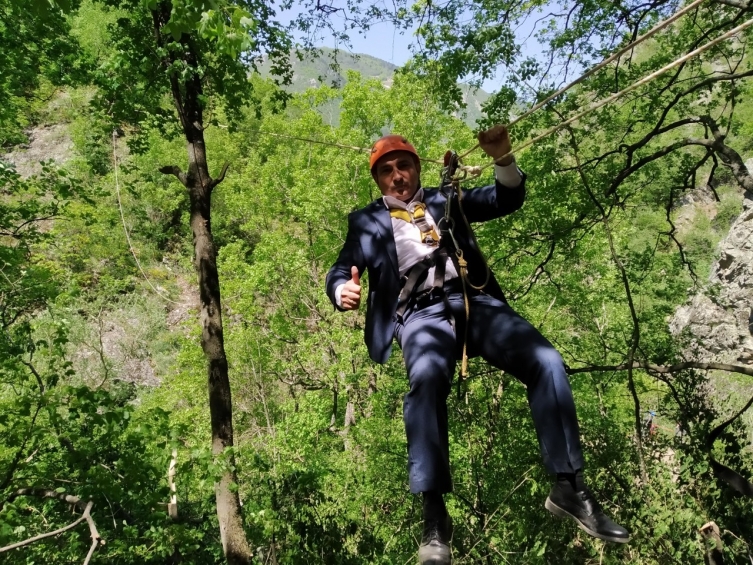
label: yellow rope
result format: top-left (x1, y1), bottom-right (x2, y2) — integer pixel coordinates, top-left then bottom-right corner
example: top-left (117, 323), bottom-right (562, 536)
top-left (112, 132), bottom-right (183, 305)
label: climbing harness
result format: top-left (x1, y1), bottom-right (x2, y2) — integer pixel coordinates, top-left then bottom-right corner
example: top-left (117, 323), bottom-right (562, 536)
top-left (437, 151), bottom-right (472, 382)
top-left (392, 150), bottom-right (498, 389)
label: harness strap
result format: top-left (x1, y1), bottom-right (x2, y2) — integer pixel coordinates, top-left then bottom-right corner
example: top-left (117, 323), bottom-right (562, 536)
top-left (451, 251), bottom-right (471, 379)
top-left (394, 154), bottom-right (491, 391)
top-left (440, 167), bottom-right (488, 392)
top-left (394, 248), bottom-right (449, 322)
top-left (389, 204), bottom-right (441, 246)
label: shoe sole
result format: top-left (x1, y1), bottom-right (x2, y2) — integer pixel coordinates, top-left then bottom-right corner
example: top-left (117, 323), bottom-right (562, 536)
top-left (418, 546), bottom-right (452, 564)
top-left (545, 497), bottom-right (630, 544)
top-left (418, 551), bottom-right (451, 564)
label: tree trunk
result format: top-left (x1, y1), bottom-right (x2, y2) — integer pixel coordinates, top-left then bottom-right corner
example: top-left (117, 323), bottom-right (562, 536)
top-left (153, 4), bottom-right (252, 559)
top-left (186, 133), bottom-right (251, 564)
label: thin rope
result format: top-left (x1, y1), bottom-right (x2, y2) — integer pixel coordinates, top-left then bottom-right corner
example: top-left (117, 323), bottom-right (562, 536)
top-left (457, 0), bottom-right (709, 159)
top-left (112, 132), bottom-right (182, 305)
top-left (256, 17), bottom-right (752, 177)
top-left (262, 131), bottom-right (370, 154)
top-left (259, 130), bottom-right (448, 166)
top-left (468, 17), bottom-right (753, 175)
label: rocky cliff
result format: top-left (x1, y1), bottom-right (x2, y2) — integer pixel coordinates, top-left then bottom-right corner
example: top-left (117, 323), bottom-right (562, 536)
top-left (671, 160), bottom-right (753, 366)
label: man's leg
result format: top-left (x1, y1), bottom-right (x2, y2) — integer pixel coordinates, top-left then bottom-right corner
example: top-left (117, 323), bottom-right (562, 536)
top-left (394, 298), bottom-right (456, 563)
top-left (395, 299), bottom-right (456, 494)
top-left (461, 294), bottom-right (583, 473)
top-left (455, 293), bottom-right (629, 543)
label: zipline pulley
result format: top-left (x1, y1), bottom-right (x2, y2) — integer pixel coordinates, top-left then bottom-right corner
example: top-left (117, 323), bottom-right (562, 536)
top-left (441, 150), bottom-right (460, 190)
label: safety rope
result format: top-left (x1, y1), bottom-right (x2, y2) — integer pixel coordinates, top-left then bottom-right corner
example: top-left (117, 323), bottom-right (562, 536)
top-left (262, 131), bottom-right (369, 154)
top-left (456, 0), bottom-right (709, 160)
top-left (460, 17), bottom-right (753, 175)
top-left (438, 154), bottom-right (479, 383)
top-left (258, 15), bottom-right (753, 177)
top-left (112, 132), bottom-right (182, 305)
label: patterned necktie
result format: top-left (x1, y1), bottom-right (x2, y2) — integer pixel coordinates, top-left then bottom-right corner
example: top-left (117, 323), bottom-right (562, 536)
top-left (389, 202), bottom-right (440, 247)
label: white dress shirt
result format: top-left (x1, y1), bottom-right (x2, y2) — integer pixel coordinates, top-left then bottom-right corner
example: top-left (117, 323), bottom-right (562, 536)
top-left (335, 160), bottom-right (522, 307)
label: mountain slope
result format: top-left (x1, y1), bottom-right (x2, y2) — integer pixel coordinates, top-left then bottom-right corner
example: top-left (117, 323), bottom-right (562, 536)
top-left (258, 47), bottom-right (490, 126)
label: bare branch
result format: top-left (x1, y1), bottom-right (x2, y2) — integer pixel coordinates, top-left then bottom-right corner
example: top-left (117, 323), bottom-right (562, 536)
top-left (208, 162), bottom-right (231, 191)
top-left (0, 215), bottom-right (60, 239)
top-left (0, 497), bottom-right (102, 559)
top-left (700, 522), bottom-right (725, 565)
top-left (566, 360), bottom-right (753, 377)
top-left (6, 488), bottom-right (87, 510)
top-left (0, 503), bottom-right (90, 554)
top-left (168, 449), bottom-right (178, 520)
top-left (159, 165), bottom-right (188, 186)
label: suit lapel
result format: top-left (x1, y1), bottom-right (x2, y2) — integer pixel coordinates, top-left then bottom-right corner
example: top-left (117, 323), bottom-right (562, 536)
top-left (370, 189), bottom-right (445, 279)
top-left (425, 189), bottom-right (447, 228)
top-left (371, 202), bottom-right (400, 278)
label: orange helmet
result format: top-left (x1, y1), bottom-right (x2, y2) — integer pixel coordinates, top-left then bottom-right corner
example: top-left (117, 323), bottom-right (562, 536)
top-left (369, 134), bottom-right (420, 174)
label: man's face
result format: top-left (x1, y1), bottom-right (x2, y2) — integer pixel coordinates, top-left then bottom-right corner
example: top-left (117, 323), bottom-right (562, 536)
top-left (374, 151), bottom-right (420, 202)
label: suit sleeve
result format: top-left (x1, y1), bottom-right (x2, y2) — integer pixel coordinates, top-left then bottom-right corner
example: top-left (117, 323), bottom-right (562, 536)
top-left (458, 169), bottom-right (527, 223)
top-left (326, 212), bottom-right (366, 311)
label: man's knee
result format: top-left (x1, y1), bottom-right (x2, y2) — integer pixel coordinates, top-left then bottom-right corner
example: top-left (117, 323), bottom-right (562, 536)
top-left (407, 357), bottom-right (454, 394)
top-left (526, 343), bottom-right (568, 384)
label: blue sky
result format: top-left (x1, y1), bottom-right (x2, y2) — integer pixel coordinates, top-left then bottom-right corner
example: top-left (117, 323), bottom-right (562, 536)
top-left (281, 4), bottom-right (552, 94)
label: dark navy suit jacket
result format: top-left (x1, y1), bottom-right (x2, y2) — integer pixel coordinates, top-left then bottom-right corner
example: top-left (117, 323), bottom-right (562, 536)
top-left (326, 176), bottom-right (526, 363)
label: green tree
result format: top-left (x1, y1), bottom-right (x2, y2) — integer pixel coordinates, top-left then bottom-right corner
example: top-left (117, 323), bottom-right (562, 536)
top-left (0, 0), bottom-right (84, 146)
top-left (80, 0), bottom-right (299, 560)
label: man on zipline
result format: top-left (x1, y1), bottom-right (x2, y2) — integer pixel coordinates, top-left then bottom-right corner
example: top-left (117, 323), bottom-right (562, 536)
top-left (326, 125), bottom-right (629, 563)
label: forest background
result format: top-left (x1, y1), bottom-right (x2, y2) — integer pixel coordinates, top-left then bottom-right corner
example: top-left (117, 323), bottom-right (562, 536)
top-left (1, 0), bottom-right (753, 563)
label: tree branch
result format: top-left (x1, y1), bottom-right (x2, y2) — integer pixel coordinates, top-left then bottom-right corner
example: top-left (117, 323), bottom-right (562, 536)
top-left (0, 495), bottom-right (102, 559)
top-left (700, 521), bottom-right (725, 565)
top-left (563, 120), bottom-right (648, 481)
top-left (714, 0), bottom-right (749, 8)
top-left (0, 403), bottom-right (42, 496)
top-left (5, 488), bottom-right (88, 510)
top-left (566, 360), bottom-right (753, 377)
top-left (208, 162), bottom-right (231, 191)
top-left (159, 165), bottom-right (188, 186)
top-left (20, 360), bottom-right (44, 393)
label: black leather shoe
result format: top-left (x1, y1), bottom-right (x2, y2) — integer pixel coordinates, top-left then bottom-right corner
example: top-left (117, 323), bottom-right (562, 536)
top-left (545, 483), bottom-right (630, 543)
top-left (418, 514), bottom-right (453, 564)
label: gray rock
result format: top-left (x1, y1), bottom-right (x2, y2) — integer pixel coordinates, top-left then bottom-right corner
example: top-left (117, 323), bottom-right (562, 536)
top-left (671, 183), bottom-right (753, 362)
top-left (2, 124), bottom-right (74, 178)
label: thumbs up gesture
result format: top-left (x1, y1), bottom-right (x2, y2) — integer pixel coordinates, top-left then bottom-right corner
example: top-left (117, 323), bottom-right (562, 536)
top-left (341, 266), bottom-right (361, 311)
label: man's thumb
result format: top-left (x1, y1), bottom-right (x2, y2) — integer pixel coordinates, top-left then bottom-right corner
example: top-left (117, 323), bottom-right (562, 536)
top-left (350, 266), bottom-right (360, 285)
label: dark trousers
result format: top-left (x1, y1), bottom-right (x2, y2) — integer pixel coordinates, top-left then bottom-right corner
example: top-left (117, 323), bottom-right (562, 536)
top-left (393, 291), bottom-right (584, 494)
